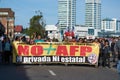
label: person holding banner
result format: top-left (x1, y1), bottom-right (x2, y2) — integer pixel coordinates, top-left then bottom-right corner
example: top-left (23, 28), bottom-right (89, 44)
top-left (25, 36), bottom-right (30, 44)
top-left (62, 37), bottom-right (69, 42)
top-left (78, 38), bottom-right (84, 43)
top-left (34, 35), bottom-right (44, 43)
top-left (93, 38), bottom-right (102, 67)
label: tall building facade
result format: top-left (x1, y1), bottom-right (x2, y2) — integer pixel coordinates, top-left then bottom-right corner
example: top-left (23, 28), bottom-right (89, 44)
top-left (0, 8), bottom-right (15, 39)
top-left (85, 0), bottom-right (101, 29)
top-left (58, 0), bottom-right (76, 30)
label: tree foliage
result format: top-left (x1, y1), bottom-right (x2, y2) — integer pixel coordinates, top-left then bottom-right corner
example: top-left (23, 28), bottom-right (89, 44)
top-left (25, 14), bottom-right (46, 38)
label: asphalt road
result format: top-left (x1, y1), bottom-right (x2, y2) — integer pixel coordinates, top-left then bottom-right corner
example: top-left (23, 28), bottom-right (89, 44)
top-left (0, 64), bottom-right (119, 80)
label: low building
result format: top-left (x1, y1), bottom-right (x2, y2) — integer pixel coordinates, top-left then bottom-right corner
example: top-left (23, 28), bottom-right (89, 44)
top-left (0, 22), bottom-right (5, 35)
top-left (0, 8), bottom-right (15, 39)
top-left (101, 18), bottom-right (120, 37)
top-left (14, 25), bottom-right (23, 33)
top-left (45, 25), bottom-right (60, 40)
top-left (45, 24), bottom-right (101, 40)
top-left (102, 18), bottom-right (120, 32)
top-left (74, 25), bottom-right (100, 39)
top-left (75, 25), bottom-right (88, 37)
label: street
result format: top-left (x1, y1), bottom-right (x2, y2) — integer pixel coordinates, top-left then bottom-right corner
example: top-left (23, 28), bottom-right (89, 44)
top-left (0, 64), bottom-right (119, 80)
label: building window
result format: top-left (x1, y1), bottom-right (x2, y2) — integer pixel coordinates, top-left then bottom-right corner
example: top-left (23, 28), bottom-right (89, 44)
top-left (88, 29), bottom-right (94, 35)
top-left (50, 31), bottom-right (52, 33)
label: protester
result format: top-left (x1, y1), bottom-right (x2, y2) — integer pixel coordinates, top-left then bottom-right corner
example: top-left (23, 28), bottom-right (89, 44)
top-left (9, 32), bottom-right (120, 70)
top-left (111, 38), bottom-right (116, 62)
top-left (78, 38), bottom-right (84, 43)
top-left (71, 37), bottom-right (76, 42)
top-left (114, 36), bottom-right (120, 73)
top-left (34, 35), bottom-right (44, 43)
top-left (99, 39), bottom-right (105, 66)
top-left (62, 36), bottom-right (69, 42)
top-left (45, 38), bottom-right (51, 42)
top-left (115, 37), bottom-right (120, 60)
top-left (3, 37), bottom-right (12, 64)
top-left (28, 39), bottom-right (33, 45)
top-left (102, 40), bottom-right (111, 68)
top-left (0, 34), bottom-right (3, 63)
top-left (25, 36), bottom-right (30, 44)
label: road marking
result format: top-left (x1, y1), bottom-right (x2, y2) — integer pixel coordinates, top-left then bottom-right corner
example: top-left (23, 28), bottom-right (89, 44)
top-left (48, 70), bottom-right (56, 76)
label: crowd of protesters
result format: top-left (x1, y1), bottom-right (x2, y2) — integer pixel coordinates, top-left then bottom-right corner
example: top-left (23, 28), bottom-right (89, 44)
top-left (62, 36), bottom-right (120, 68)
top-left (16, 34), bottom-right (120, 68)
top-left (0, 32), bottom-right (120, 71)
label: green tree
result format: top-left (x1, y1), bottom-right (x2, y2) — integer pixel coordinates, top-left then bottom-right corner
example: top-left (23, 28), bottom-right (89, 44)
top-left (26, 14), bottom-right (46, 38)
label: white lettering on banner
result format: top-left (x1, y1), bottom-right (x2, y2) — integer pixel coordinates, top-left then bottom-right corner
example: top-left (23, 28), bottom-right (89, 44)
top-left (23, 57), bottom-right (30, 63)
top-left (23, 56), bottom-right (51, 63)
top-left (52, 56), bottom-right (60, 62)
top-left (61, 57), bottom-right (85, 63)
top-left (18, 56), bottom-right (86, 63)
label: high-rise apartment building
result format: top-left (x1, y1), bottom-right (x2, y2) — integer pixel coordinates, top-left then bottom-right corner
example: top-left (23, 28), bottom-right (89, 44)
top-left (58, 0), bottom-right (76, 30)
top-left (85, 0), bottom-right (101, 29)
